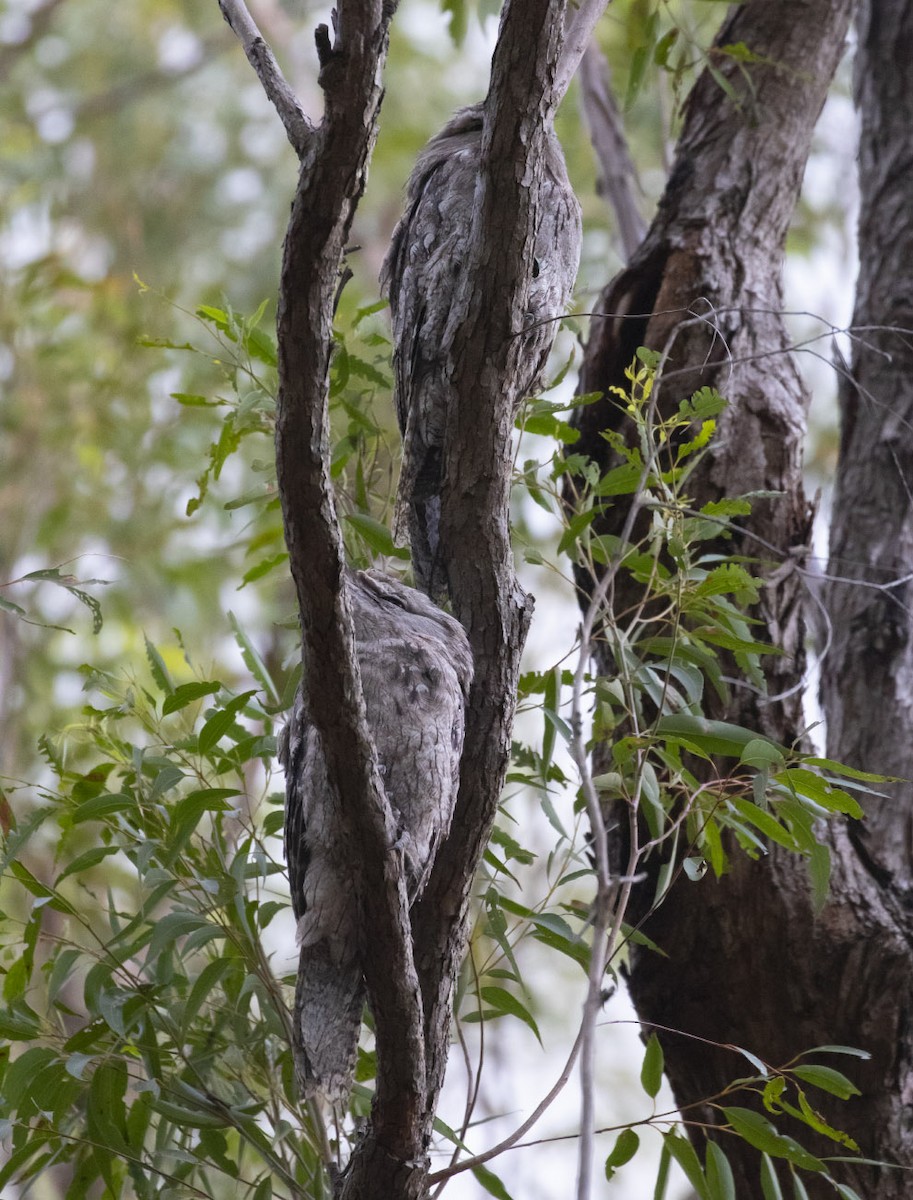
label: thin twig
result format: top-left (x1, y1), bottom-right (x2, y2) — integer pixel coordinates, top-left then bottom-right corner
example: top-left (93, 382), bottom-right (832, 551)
top-left (430, 943), bottom-right (486, 1199)
top-left (426, 1025), bottom-right (588, 1185)
top-left (567, 359), bottom-right (674, 1197)
top-left (217, 0), bottom-right (313, 154)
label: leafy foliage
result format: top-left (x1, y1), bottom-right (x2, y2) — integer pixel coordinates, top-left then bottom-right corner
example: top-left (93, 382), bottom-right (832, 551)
top-left (0, 634), bottom-right (339, 1198)
top-left (0, 306), bottom-right (877, 1197)
top-left (0, 1), bottom-right (878, 1189)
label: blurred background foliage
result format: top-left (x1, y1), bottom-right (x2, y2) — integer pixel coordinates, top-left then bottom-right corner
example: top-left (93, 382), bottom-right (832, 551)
top-left (0, 0), bottom-right (856, 1195)
top-left (0, 0), bottom-right (853, 774)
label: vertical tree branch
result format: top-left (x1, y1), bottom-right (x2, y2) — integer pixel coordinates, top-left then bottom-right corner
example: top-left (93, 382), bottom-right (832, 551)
top-left (554, 0), bottom-right (612, 102)
top-left (822, 0), bottom-right (913, 894)
top-left (412, 0), bottom-right (570, 1128)
top-left (818, 0), bottom-right (913, 1184)
top-left (221, 1), bottom-right (435, 1192)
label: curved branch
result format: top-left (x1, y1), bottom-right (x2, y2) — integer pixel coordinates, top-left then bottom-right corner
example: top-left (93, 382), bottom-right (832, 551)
top-left (218, 0), bottom-right (313, 154)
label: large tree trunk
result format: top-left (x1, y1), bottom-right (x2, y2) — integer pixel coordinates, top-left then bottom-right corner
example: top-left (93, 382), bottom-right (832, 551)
top-left (818, 0), bottom-right (913, 1183)
top-left (571, 1), bottom-right (913, 1194)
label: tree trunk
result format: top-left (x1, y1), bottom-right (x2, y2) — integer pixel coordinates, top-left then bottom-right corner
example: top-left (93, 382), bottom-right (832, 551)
top-left (817, 0), bottom-right (913, 1186)
top-left (570, 1), bottom-right (913, 1194)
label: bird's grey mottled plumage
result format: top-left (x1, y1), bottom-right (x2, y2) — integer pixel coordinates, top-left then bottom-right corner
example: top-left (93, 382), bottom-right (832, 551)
top-left (381, 103), bottom-right (582, 599)
top-left (280, 569), bottom-right (473, 1102)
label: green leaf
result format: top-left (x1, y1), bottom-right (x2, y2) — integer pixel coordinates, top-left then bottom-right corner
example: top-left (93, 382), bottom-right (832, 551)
top-left (2, 1046), bottom-right (58, 1107)
top-left (56, 846), bottom-right (120, 883)
top-left (161, 679), bottom-right (222, 716)
top-left (172, 391), bottom-right (220, 407)
top-left (777, 768), bottom-right (864, 819)
top-left (664, 1132), bottom-right (710, 1199)
top-left (740, 739), bottom-right (786, 769)
top-left (198, 690), bottom-right (256, 754)
top-left (594, 461), bottom-right (645, 496)
top-left (9, 862), bottom-right (76, 915)
top-left (653, 1140), bottom-right (672, 1200)
top-left (150, 1097), bottom-right (230, 1129)
top-left (760, 1153), bottom-right (784, 1200)
top-left (791, 1064), bottom-right (860, 1100)
top-left (252, 1177), bottom-right (273, 1200)
top-left (654, 26), bottom-right (679, 66)
top-left (542, 665), bottom-right (560, 776)
top-left (706, 1141), bottom-right (736, 1200)
top-left (243, 325), bottom-right (277, 368)
top-left (640, 1032), bottom-right (664, 1098)
top-left (87, 1060), bottom-right (131, 1192)
top-left (522, 412), bottom-right (581, 443)
top-left (472, 1162), bottom-right (515, 1200)
top-left (833, 1185), bottom-right (864, 1200)
top-left (791, 1171), bottom-right (811, 1200)
top-left (800, 1044), bottom-right (871, 1060)
top-left (730, 797), bottom-right (799, 852)
top-left (239, 552), bottom-right (289, 588)
top-left (721, 1108), bottom-right (825, 1172)
top-left (801, 757), bottom-right (894, 784)
top-left (144, 636), bottom-right (174, 694)
top-left (0, 594), bottom-right (27, 617)
top-left (0, 1134), bottom-right (53, 1190)
top-left (442, 0), bottom-right (469, 45)
top-left (605, 1128), bottom-right (640, 1180)
top-left (71, 792), bottom-right (134, 823)
top-left (229, 611), bottom-right (281, 705)
top-left (792, 1090), bottom-right (859, 1151)
top-left (148, 910), bottom-right (211, 959)
top-left (656, 714), bottom-right (783, 759)
top-left (344, 512), bottom-right (410, 559)
top-left (479, 986), bottom-right (542, 1045)
top-left (808, 842), bottom-right (831, 913)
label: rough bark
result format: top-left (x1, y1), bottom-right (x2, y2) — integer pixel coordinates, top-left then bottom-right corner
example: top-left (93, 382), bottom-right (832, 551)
top-left (226, 0), bottom-right (577, 1195)
top-left (412, 0), bottom-right (570, 1118)
top-left (263, 0), bottom-right (433, 1190)
top-left (822, 0), bottom-right (913, 893)
top-left (570, 2), bottom-right (913, 1196)
top-left (816, 0), bottom-right (913, 1185)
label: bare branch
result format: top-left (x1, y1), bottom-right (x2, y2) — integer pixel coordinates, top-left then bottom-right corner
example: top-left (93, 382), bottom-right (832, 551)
top-left (578, 42), bottom-right (646, 261)
top-left (218, 0), bottom-right (313, 155)
top-left (554, 0), bottom-right (612, 103)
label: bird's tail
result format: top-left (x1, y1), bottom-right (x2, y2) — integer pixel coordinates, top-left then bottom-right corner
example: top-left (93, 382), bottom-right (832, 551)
top-left (293, 940), bottom-right (364, 1103)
